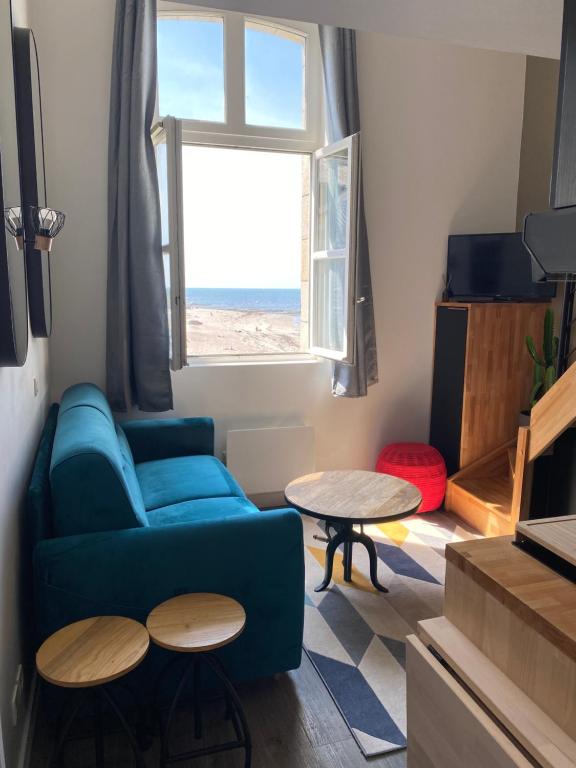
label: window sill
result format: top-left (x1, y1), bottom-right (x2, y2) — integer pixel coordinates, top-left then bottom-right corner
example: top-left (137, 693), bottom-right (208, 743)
top-left (182, 353), bottom-right (322, 368)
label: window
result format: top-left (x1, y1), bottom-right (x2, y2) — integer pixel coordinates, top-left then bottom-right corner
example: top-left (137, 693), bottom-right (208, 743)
top-left (156, 7), bottom-right (359, 365)
top-left (311, 134), bottom-right (360, 363)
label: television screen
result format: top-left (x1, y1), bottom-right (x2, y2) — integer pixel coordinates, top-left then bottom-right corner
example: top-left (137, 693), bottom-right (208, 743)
top-left (446, 232), bottom-right (556, 301)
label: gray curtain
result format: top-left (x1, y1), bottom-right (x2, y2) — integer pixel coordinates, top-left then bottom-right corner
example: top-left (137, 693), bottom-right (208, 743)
top-left (106, 0), bottom-right (173, 412)
top-left (319, 26), bottom-right (378, 397)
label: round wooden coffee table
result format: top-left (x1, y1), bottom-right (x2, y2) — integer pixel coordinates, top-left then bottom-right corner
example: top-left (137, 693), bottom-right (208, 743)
top-left (285, 470), bottom-right (422, 592)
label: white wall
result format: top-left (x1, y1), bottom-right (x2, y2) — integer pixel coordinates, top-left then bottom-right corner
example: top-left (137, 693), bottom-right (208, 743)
top-left (177, 0), bottom-right (563, 59)
top-left (0, 1), bottom-right (51, 765)
top-left (33, 0), bottom-right (526, 475)
top-left (31, 0), bottom-right (115, 396)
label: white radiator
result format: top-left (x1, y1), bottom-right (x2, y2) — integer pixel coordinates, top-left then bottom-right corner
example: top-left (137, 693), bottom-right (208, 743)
top-left (226, 426), bottom-right (315, 495)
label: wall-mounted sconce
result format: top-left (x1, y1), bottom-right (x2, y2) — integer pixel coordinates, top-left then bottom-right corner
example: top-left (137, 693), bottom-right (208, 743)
top-left (3, 206), bottom-right (24, 250)
top-left (31, 206), bottom-right (65, 252)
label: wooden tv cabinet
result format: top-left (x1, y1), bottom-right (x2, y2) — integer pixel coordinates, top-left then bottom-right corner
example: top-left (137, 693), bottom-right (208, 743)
top-left (407, 536), bottom-right (576, 767)
top-left (430, 302), bottom-right (547, 476)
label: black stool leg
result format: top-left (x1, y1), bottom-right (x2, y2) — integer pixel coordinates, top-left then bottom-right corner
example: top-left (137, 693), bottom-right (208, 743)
top-left (92, 690), bottom-right (105, 768)
top-left (113, 678), bottom-right (153, 750)
top-left (49, 691), bottom-right (88, 768)
top-left (204, 654), bottom-right (252, 768)
top-left (160, 656), bottom-right (196, 766)
top-left (192, 657), bottom-right (202, 739)
top-left (207, 654), bottom-right (241, 741)
top-left (99, 687), bottom-right (146, 768)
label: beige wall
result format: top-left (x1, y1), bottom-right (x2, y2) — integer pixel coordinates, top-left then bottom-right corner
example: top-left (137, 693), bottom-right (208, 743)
top-left (32, 0), bottom-right (526, 474)
top-left (0, 2), bottom-right (51, 766)
top-left (516, 55), bottom-right (560, 227)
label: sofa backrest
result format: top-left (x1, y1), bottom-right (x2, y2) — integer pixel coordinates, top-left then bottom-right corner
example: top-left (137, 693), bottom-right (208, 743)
top-left (28, 403), bottom-right (59, 548)
top-left (58, 382), bottom-right (115, 423)
top-left (50, 384), bottom-right (148, 537)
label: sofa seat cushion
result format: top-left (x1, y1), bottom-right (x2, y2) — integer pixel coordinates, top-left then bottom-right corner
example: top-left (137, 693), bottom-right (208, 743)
top-left (136, 455), bottom-right (246, 511)
top-left (146, 496), bottom-right (259, 527)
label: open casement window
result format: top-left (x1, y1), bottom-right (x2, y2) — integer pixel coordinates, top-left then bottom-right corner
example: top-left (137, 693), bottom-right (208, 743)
top-left (152, 117), bottom-right (186, 369)
top-left (310, 133), bottom-right (360, 364)
top-left (155, 8), bottom-right (323, 363)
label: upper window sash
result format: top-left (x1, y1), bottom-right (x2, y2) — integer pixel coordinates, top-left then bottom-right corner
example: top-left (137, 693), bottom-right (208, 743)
top-left (156, 6), bottom-right (322, 152)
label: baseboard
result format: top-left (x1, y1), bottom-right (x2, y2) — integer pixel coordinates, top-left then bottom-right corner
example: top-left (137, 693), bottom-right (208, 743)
top-left (17, 672), bottom-right (38, 768)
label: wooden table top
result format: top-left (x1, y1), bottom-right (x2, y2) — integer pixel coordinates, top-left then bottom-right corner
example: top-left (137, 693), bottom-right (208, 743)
top-left (36, 616), bottom-right (149, 689)
top-left (285, 470), bottom-right (422, 524)
top-left (447, 536), bottom-right (576, 663)
top-left (147, 593), bottom-right (246, 653)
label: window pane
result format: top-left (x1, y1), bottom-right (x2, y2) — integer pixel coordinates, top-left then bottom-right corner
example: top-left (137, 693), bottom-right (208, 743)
top-left (155, 135), bottom-right (174, 362)
top-left (155, 141), bottom-right (169, 247)
top-left (182, 146), bottom-right (309, 355)
top-left (157, 17), bottom-right (225, 122)
top-left (315, 148), bottom-right (349, 252)
top-left (245, 21), bottom-right (305, 129)
top-left (312, 258), bottom-right (346, 352)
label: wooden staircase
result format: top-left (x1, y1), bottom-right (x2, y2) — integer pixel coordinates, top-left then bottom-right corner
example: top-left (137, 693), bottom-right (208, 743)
top-left (445, 361), bottom-right (576, 536)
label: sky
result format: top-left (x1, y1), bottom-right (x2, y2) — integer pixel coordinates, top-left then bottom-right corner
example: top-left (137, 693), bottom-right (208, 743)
top-left (157, 17), bottom-right (307, 290)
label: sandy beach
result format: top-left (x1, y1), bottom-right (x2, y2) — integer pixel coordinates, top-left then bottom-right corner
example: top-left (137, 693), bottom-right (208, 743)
top-left (186, 304), bottom-right (302, 355)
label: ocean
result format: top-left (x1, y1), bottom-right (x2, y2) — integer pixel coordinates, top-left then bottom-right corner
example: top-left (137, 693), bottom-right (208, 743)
top-left (186, 287), bottom-right (301, 313)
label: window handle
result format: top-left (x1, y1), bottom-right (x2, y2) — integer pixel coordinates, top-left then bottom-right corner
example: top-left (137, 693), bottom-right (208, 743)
top-left (356, 296), bottom-right (366, 304)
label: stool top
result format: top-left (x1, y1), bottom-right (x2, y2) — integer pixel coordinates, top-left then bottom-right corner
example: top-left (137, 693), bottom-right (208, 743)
top-left (147, 593), bottom-right (246, 653)
top-left (36, 616), bottom-right (149, 689)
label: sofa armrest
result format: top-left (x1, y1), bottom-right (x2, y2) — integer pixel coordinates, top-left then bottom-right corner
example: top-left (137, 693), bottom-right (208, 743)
top-left (34, 508), bottom-right (304, 679)
top-left (120, 417), bottom-right (214, 462)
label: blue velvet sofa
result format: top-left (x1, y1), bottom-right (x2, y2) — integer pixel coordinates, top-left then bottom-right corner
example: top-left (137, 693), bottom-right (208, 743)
top-left (29, 383), bottom-right (304, 685)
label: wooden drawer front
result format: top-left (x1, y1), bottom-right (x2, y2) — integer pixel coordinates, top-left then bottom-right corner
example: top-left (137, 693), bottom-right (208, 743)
top-left (406, 636), bottom-right (533, 768)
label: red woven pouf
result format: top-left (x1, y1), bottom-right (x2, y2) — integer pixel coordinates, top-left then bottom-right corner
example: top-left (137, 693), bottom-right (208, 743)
top-left (375, 443), bottom-right (447, 513)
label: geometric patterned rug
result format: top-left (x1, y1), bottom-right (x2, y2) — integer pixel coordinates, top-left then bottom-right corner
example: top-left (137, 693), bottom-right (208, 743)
top-left (303, 511), bottom-right (478, 757)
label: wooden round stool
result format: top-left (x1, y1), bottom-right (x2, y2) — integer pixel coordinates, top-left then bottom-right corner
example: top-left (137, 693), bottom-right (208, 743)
top-left (36, 616), bottom-right (149, 767)
top-left (147, 593), bottom-right (251, 768)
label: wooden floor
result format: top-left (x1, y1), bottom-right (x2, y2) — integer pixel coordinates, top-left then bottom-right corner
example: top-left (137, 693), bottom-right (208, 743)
top-left (30, 653), bottom-right (407, 767)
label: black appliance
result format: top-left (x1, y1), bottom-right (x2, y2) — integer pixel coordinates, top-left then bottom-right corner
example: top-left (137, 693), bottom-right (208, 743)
top-left (523, 0), bottom-right (576, 374)
top-left (445, 232), bottom-right (556, 302)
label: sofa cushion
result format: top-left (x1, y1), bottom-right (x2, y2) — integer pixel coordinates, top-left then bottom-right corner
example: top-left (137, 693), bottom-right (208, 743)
top-left (59, 382), bottom-right (114, 425)
top-left (50, 405), bottom-right (148, 536)
top-left (146, 496), bottom-right (259, 527)
top-left (136, 455), bottom-right (246, 511)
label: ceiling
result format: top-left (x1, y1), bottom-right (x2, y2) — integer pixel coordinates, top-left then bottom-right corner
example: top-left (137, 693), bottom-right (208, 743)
top-left (173, 0), bottom-right (563, 59)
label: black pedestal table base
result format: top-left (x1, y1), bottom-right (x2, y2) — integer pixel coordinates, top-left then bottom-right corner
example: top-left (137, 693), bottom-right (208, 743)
top-left (315, 520), bottom-right (388, 593)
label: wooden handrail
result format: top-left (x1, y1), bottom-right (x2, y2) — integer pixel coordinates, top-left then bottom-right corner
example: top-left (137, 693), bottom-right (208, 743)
top-left (528, 361), bottom-right (576, 462)
top-left (512, 426), bottom-right (532, 520)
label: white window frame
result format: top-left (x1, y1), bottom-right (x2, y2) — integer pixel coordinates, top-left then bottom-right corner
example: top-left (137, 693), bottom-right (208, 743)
top-left (152, 117), bottom-right (187, 370)
top-left (309, 133), bottom-right (360, 365)
top-left (155, 5), bottom-right (366, 368)
top-left (156, 5), bottom-right (323, 153)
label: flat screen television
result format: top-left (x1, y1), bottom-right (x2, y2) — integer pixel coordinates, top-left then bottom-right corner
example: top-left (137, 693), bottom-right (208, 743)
top-left (445, 232), bottom-right (556, 302)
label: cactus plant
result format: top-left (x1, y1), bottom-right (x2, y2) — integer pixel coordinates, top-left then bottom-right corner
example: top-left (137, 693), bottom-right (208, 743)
top-left (526, 307), bottom-right (559, 408)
